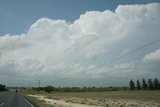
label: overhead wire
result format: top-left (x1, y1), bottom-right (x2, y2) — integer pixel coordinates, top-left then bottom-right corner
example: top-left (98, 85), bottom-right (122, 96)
top-left (86, 37), bottom-right (160, 71)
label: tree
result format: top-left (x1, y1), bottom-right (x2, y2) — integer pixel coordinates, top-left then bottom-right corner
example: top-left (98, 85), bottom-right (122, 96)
top-left (153, 78), bottom-right (160, 90)
top-left (44, 86), bottom-right (55, 93)
top-left (0, 84), bottom-right (5, 91)
top-left (136, 80), bottom-right (141, 90)
top-left (147, 79), bottom-right (154, 90)
top-left (142, 78), bottom-right (148, 90)
top-left (129, 79), bottom-right (135, 90)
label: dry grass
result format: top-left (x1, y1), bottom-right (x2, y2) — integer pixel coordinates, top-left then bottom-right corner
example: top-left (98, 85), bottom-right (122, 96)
top-left (23, 93), bottom-right (55, 107)
top-left (22, 90), bottom-right (160, 107)
top-left (46, 91), bottom-right (160, 103)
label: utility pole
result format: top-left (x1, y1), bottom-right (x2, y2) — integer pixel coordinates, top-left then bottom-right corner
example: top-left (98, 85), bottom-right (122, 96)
top-left (39, 80), bottom-right (40, 87)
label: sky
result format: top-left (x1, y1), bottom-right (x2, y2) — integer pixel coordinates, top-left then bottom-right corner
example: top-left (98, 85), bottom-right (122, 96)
top-left (0, 0), bottom-right (160, 87)
top-left (0, 0), bottom-right (160, 35)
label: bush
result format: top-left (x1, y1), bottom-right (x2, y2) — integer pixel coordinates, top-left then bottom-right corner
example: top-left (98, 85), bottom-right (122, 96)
top-left (44, 86), bottom-right (55, 93)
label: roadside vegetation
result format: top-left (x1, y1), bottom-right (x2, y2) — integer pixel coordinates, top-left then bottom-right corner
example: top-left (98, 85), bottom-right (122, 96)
top-left (0, 84), bottom-right (6, 92)
top-left (19, 78), bottom-right (160, 107)
top-left (21, 89), bottom-right (160, 103)
top-left (21, 89), bottom-right (160, 107)
top-left (22, 93), bottom-right (55, 107)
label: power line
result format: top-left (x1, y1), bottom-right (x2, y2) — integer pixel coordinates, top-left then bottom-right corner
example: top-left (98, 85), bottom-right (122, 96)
top-left (87, 38), bottom-right (160, 71)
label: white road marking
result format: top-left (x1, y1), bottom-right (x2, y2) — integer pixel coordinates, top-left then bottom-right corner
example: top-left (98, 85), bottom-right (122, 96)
top-left (0, 103), bottom-right (4, 106)
top-left (21, 95), bottom-right (34, 107)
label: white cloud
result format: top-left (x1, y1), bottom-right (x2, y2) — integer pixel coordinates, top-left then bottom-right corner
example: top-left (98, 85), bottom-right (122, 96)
top-left (0, 3), bottom-right (160, 86)
top-left (142, 49), bottom-right (160, 74)
top-left (143, 49), bottom-right (160, 62)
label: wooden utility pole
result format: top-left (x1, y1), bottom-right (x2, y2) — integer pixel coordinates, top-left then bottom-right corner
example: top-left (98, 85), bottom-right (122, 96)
top-left (39, 80), bottom-right (40, 87)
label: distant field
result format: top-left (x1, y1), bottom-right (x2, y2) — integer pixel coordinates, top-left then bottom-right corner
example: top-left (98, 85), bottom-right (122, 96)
top-left (22, 90), bottom-right (160, 107)
top-left (46, 91), bottom-right (160, 103)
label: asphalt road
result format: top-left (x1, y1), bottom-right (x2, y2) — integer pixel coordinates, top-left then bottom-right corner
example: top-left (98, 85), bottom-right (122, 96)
top-left (0, 91), bottom-right (33, 107)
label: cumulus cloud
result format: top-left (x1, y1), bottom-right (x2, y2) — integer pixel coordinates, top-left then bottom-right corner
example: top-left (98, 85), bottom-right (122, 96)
top-left (142, 49), bottom-right (160, 74)
top-left (0, 3), bottom-right (160, 86)
top-left (143, 49), bottom-right (160, 62)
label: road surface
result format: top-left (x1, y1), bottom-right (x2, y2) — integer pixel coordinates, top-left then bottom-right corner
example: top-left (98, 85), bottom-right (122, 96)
top-left (0, 91), bottom-right (33, 107)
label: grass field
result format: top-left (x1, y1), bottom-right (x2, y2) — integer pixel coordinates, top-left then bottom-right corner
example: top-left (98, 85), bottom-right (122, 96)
top-left (22, 90), bottom-right (160, 107)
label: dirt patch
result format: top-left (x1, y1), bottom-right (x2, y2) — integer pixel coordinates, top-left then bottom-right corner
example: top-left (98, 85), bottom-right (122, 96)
top-left (28, 94), bottom-right (160, 107)
top-left (28, 94), bottom-right (98, 107)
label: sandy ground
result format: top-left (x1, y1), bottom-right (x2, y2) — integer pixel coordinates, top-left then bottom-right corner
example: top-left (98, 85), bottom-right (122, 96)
top-left (29, 94), bottom-right (98, 107)
top-left (28, 94), bottom-right (160, 107)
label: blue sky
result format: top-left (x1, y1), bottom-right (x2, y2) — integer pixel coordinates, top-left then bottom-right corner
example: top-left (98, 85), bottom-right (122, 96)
top-left (0, 0), bottom-right (159, 35)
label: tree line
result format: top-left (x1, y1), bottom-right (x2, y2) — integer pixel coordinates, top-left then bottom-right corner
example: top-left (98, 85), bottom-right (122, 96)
top-left (32, 86), bottom-right (128, 93)
top-left (129, 78), bottom-right (160, 90)
top-left (31, 78), bottom-right (160, 93)
top-left (0, 84), bottom-right (5, 92)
